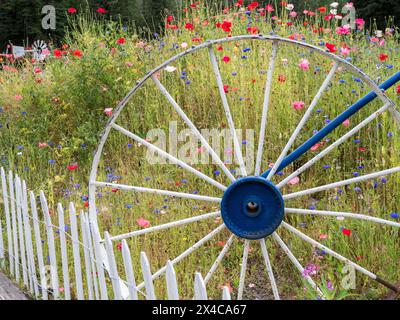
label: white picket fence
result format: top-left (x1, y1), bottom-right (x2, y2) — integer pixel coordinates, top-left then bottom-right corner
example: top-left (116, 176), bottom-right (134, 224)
top-left (0, 167), bottom-right (231, 300)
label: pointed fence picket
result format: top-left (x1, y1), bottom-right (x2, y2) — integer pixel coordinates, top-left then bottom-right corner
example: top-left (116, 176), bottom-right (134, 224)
top-left (0, 167), bottom-right (232, 301)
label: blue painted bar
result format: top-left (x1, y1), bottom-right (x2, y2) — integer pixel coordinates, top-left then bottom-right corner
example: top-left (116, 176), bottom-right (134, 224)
top-left (261, 71), bottom-right (400, 178)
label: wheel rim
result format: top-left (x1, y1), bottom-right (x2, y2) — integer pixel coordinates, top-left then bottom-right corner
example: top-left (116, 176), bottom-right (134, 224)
top-left (88, 35), bottom-right (399, 300)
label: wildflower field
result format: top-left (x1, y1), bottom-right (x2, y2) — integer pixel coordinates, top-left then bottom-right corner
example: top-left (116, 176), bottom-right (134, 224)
top-left (0, 1), bottom-right (399, 300)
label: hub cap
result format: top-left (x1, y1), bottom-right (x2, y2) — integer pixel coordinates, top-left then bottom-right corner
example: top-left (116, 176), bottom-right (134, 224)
top-left (221, 177), bottom-right (285, 240)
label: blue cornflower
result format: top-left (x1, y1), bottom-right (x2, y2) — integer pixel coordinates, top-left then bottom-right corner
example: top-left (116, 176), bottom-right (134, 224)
top-left (390, 213), bottom-right (399, 219)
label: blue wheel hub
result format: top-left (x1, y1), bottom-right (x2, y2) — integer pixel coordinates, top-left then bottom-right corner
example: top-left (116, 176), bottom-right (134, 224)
top-left (221, 176), bottom-right (285, 240)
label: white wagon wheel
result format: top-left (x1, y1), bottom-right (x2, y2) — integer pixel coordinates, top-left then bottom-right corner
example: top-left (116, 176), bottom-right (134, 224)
top-left (89, 35), bottom-right (400, 300)
top-left (32, 40), bottom-right (48, 61)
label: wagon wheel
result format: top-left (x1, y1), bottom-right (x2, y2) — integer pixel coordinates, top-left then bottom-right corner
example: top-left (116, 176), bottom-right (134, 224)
top-left (89, 35), bottom-right (400, 300)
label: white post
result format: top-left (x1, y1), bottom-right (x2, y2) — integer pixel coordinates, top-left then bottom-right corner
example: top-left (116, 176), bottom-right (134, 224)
top-left (40, 191), bottom-right (59, 299)
top-left (104, 231), bottom-right (122, 300)
top-left (57, 203), bottom-right (71, 300)
top-left (68, 202), bottom-right (84, 300)
top-left (194, 273), bottom-right (208, 300)
top-left (15, 176), bottom-right (28, 287)
top-left (140, 252), bottom-right (156, 300)
top-left (1, 168), bottom-right (14, 273)
top-left (8, 171), bottom-right (19, 280)
top-left (166, 260), bottom-right (179, 300)
top-left (80, 212), bottom-right (94, 300)
top-left (91, 225), bottom-right (109, 300)
top-left (121, 240), bottom-right (138, 300)
top-left (30, 191), bottom-right (48, 300)
top-left (84, 212), bottom-right (99, 300)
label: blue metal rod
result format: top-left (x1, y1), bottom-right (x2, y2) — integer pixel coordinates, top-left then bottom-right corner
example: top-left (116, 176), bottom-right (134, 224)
top-left (261, 71), bottom-right (400, 178)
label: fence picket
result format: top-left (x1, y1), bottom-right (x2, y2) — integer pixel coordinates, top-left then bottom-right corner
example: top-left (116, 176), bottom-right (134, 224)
top-left (15, 176), bottom-right (28, 287)
top-left (1, 167), bottom-right (14, 273)
top-left (83, 212), bottom-right (99, 300)
top-left (222, 286), bottom-right (231, 300)
top-left (140, 252), bottom-right (156, 300)
top-left (40, 191), bottom-right (60, 299)
top-left (57, 203), bottom-right (71, 300)
top-left (166, 260), bottom-right (179, 300)
top-left (104, 231), bottom-right (122, 300)
top-left (80, 212), bottom-right (94, 300)
top-left (121, 239), bottom-right (138, 300)
top-left (91, 226), bottom-right (109, 300)
top-left (68, 202), bottom-right (84, 300)
top-left (194, 273), bottom-right (208, 300)
top-left (21, 180), bottom-right (39, 298)
top-left (0, 213), bottom-right (4, 263)
top-left (8, 171), bottom-right (19, 280)
top-left (29, 191), bottom-right (48, 300)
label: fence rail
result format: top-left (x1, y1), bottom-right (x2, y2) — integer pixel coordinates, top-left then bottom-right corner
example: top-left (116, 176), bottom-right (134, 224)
top-left (0, 167), bottom-right (230, 300)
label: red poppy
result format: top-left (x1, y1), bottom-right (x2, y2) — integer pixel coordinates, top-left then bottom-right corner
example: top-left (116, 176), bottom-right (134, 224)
top-left (68, 7), bottom-right (77, 14)
top-left (221, 20), bottom-right (232, 32)
top-left (342, 228), bottom-right (351, 236)
top-left (67, 165), bottom-right (79, 171)
top-left (247, 26), bottom-right (258, 34)
top-left (84, 201), bottom-right (89, 208)
top-left (278, 74), bottom-right (286, 83)
top-left (317, 7), bottom-right (327, 13)
top-left (379, 53), bottom-right (388, 61)
top-left (223, 85), bottom-right (230, 93)
top-left (222, 56), bottom-right (230, 63)
top-left (192, 37), bottom-right (202, 42)
top-left (54, 49), bottom-right (62, 58)
top-left (325, 43), bottom-right (337, 53)
top-left (111, 188), bottom-right (119, 193)
top-left (73, 50), bottom-right (83, 58)
top-left (248, 1), bottom-right (259, 10)
top-left (97, 8), bottom-right (107, 14)
top-left (217, 45), bottom-right (223, 51)
top-left (185, 23), bottom-right (194, 31)
top-left (166, 15), bottom-right (174, 23)
top-left (117, 243), bottom-right (123, 251)
top-left (117, 37), bottom-right (126, 45)
top-left (359, 147), bottom-right (367, 152)
top-left (166, 24), bottom-right (178, 30)
top-left (397, 85), bottom-right (400, 94)
top-left (235, 0), bottom-right (244, 7)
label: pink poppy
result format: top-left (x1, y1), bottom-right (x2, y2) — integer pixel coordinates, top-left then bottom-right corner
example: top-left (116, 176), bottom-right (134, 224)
top-left (311, 143), bottom-right (321, 151)
top-left (343, 119), bottom-right (350, 126)
top-left (298, 59), bottom-right (310, 70)
top-left (292, 101), bottom-right (305, 110)
top-left (319, 234), bottom-right (328, 239)
top-left (137, 217), bottom-right (150, 228)
top-left (288, 176), bottom-right (300, 185)
top-left (104, 108), bottom-right (113, 117)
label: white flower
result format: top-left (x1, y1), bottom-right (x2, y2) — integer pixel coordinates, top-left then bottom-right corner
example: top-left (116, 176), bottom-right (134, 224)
top-left (286, 4), bottom-right (294, 11)
top-left (330, 9), bottom-right (337, 15)
top-left (181, 42), bottom-right (188, 49)
top-left (376, 30), bottom-right (383, 38)
top-left (330, 2), bottom-right (339, 8)
top-left (164, 65), bottom-right (177, 73)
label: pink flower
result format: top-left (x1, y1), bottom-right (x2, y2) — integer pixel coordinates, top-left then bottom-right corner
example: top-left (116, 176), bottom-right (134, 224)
top-left (355, 18), bottom-right (365, 26)
top-left (292, 101), bottom-right (305, 110)
top-left (136, 217), bottom-right (150, 228)
top-left (116, 243), bottom-right (122, 251)
top-left (38, 142), bottom-right (48, 149)
top-left (222, 56), bottom-right (230, 63)
top-left (288, 176), bottom-right (300, 185)
top-left (14, 94), bottom-right (23, 101)
top-left (68, 7), bottom-right (77, 14)
top-left (266, 4), bottom-right (274, 12)
top-left (104, 108), bottom-right (113, 117)
top-left (319, 234), bottom-right (328, 239)
top-left (97, 8), bottom-right (107, 14)
top-left (289, 11), bottom-right (297, 18)
top-left (298, 59), bottom-right (310, 70)
top-left (336, 25), bottom-right (350, 35)
top-left (343, 119), bottom-right (350, 126)
top-left (340, 47), bottom-right (351, 56)
top-left (311, 143), bottom-right (321, 151)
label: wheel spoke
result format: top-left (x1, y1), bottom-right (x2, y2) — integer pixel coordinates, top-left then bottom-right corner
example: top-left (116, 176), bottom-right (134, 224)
top-left (285, 208), bottom-right (400, 228)
top-left (283, 167), bottom-right (400, 200)
top-left (209, 45), bottom-right (247, 176)
top-left (152, 75), bottom-right (236, 182)
top-left (204, 235), bottom-right (235, 285)
top-left (266, 63), bottom-right (339, 180)
top-left (272, 232), bottom-right (325, 299)
top-left (282, 221), bottom-right (400, 292)
top-left (110, 123), bottom-right (227, 191)
top-left (136, 224), bottom-right (226, 291)
top-left (260, 239), bottom-right (280, 300)
top-left (103, 211), bottom-right (221, 242)
top-left (278, 103), bottom-right (390, 188)
top-left (237, 240), bottom-right (250, 300)
top-left (254, 41), bottom-right (279, 176)
top-left (92, 181), bottom-right (222, 202)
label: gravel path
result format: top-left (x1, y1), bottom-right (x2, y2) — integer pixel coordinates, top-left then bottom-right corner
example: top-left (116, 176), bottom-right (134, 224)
top-left (0, 272), bottom-right (29, 300)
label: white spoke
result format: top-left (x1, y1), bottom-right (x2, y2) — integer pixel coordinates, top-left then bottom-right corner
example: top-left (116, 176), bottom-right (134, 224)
top-left (92, 181), bottom-right (221, 202)
top-left (281, 222), bottom-right (400, 292)
top-left (282, 222), bottom-right (379, 280)
top-left (152, 75), bottom-right (236, 182)
top-left (278, 103), bottom-right (390, 188)
top-left (237, 240), bottom-right (250, 300)
top-left (111, 123), bottom-right (227, 191)
top-left (204, 235), bottom-right (235, 285)
top-left (272, 232), bottom-right (325, 299)
top-left (260, 239), bottom-right (280, 300)
top-left (254, 41), bottom-right (278, 176)
top-left (209, 45), bottom-right (247, 176)
top-left (136, 224), bottom-right (226, 291)
top-left (267, 63), bottom-right (339, 180)
top-left (284, 167), bottom-right (400, 200)
top-left (285, 208), bottom-right (400, 228)
top-left (104, 211), bottom-right (221, 242)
